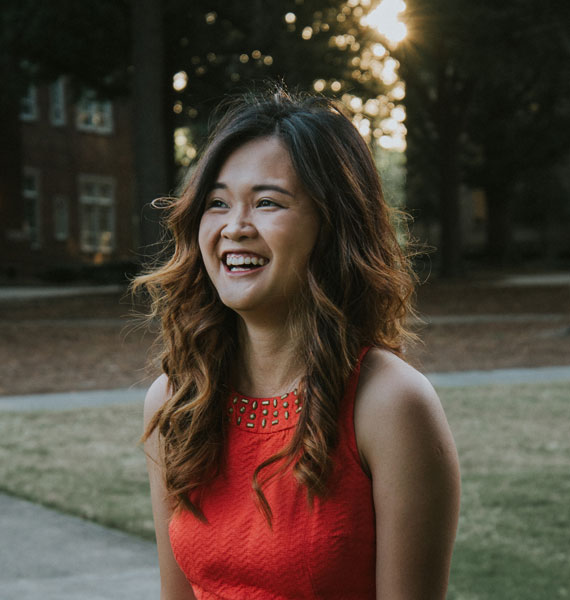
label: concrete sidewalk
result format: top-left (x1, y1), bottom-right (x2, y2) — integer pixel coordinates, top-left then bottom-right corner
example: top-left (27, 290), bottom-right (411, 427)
top-left (1, 366), bottom-right (570, 413)
top-left (0, 494), bottom-right (159, 600)
top-left (427, 365), bottom-right (570, 387)
top-left (0, 284), bottom-right (125, 302)
top-left (0, 387), bottom-right (146, 412)
top-left (0, 270), bottom-right (567, 303)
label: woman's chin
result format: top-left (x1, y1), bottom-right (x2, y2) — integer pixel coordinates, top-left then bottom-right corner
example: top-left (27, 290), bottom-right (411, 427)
top-left (219, 294), bottom-right (262, 314)
top-left (220, 295), bottom-right (288, 322)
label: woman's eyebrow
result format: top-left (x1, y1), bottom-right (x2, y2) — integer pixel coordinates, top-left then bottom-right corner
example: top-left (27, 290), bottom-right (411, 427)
top-left (251, 184), bottom-right (293, 197)
top-left (211, 182), bottom-right (293, 197)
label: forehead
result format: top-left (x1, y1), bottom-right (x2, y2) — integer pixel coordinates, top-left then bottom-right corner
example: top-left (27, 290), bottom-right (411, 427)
top-left (216, 136), bottom-right (298, 184)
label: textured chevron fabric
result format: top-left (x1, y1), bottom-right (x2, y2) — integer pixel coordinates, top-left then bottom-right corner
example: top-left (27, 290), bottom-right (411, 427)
top-left (169, 349), bottom-right (375, 599)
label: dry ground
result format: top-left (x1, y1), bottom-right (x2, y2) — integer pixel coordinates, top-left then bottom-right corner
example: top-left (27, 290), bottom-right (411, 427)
top-left (410, 281), bottom-right (570, 372)
top-left (1, 281), bottom-right (569, 395)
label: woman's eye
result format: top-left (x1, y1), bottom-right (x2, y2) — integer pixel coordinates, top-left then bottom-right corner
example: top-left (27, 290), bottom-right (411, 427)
top-left (257, 198), bottom-right (279, 208)
top-left (206, 198), bottom-right (227, 209)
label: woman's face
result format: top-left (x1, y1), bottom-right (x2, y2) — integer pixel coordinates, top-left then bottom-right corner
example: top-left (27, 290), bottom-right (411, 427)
top-left (198, 136), bottom-right (320, 319)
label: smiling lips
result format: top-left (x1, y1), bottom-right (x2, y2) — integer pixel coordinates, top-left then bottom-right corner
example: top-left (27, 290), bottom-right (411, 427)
top-left (223, 252), bottom-right (269, 272)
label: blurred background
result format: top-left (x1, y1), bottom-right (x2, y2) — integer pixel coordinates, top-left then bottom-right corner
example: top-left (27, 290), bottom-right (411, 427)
top-left (1, 0), bottom-right (569, 280)
top-left (0, 2), bottom-right (569, 599)
top-left (0, 0), bottom-right (568, 392)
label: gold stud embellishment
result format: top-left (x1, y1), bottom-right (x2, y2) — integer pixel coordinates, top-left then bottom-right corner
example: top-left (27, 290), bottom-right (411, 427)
top-left (229, 389), bottom-right (302, 430)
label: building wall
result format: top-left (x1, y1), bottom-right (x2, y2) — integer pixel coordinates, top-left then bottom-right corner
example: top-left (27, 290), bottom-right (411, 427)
top-left (2, 80), bottom-right (136, 277)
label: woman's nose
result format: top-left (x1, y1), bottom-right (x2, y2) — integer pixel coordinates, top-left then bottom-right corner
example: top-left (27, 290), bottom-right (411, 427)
top-left (221, 208), bottom-right (257, 240)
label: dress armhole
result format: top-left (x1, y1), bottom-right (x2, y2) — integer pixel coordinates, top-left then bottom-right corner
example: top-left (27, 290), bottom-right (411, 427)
top-left (339, 346), bottom-right (373, 478)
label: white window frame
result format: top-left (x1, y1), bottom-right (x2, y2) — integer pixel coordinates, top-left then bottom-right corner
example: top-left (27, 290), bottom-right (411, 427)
top-left (49, 78), bottom-right (66, 126)
top-left (78, 175), bottom-right (115, 253)
top-left (20, 84), bottom-right (39, 121)
top-left (53, 194), bottom-right (69, 241)
top-left (76, 91), bottom-right (113, 134)
top-left (22, 167), bottom-right (41, 248)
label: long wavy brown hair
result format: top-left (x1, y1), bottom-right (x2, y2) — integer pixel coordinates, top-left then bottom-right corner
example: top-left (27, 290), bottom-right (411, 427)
top-left (135, 87), bottom-right (417, 524)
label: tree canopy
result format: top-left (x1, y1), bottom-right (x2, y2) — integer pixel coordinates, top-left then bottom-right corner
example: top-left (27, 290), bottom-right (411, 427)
top-left (397, 0), bottom-right (570, 272)
top-left (3, 0), bottom-right (569, 271)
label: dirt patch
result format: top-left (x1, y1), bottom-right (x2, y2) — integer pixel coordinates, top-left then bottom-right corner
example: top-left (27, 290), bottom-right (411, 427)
top-left (0, 293), bottom-right (159, 395)
top-left (1, 282), bottom-right (569, 395)
top-left (415, 282), bottom-right (570, 316)
top-left (409, 281), bottom-right (570, 372)
top-left (407, 320), bottom-right (570, 373)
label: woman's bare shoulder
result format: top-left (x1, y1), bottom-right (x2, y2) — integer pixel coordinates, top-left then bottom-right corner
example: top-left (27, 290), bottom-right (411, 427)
top-left (354, 347), bottom-right (453, 471)
top-left (357, 347), bottom-right (438, 409)
top-left (144, 374), bottom-right (172, 425)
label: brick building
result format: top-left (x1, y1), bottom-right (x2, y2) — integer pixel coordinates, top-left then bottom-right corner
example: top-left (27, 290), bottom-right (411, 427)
top-left (2, 78), bottom-right (136, 279)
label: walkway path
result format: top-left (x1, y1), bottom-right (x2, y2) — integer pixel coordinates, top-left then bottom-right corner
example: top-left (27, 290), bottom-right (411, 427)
top-left (1, 494), bottom-right (159, 600)
top-left (427, 365), bottom-right (570, 387)
top-left (0, 270), bottom-right (567, 303)
top-left (0, 284), bottom-right (125, 302)
top-left (0, 387), bottom-right (146, 412)
top-left (7, 313), bottom-right (568, 327)
top-left (1, 365), bottom-right (570, 412)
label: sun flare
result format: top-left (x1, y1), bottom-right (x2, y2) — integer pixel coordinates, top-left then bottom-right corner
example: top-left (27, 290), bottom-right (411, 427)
top-left (361, 0), bottom-right (407, 45)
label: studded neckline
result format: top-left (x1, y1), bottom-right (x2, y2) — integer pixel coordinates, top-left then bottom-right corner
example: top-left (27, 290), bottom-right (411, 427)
top-left (227, 388), bottom-right (303, 433)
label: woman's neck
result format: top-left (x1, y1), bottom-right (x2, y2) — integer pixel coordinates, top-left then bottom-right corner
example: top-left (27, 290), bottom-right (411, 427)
top-left (233, 318), bottom-right (303, 397)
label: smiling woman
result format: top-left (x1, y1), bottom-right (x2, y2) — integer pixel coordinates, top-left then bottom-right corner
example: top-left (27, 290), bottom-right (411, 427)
top-left (198, 136), bottom-right (320, 316)
top-left (133, 87), bottom-right (460, 600)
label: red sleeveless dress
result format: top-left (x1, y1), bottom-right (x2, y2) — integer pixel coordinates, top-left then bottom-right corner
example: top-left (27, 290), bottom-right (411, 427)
top-left (169, 350), bottom-right (376, 599)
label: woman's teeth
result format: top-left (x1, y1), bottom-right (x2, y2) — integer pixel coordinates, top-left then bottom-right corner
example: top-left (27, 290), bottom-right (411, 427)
top-left (225, 254), bottom-right (268, 267)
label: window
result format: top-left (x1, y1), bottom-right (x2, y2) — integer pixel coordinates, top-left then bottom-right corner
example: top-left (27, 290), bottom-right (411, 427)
top-left (53, 195), bottom-right (69, 241)
top-left (20, 85), bottom-right (39, 121)
top-left (49, 78), bottom-right (66, 126)
top-left (78, 176), bottom-right (115, 253)
top-left (22, 168), bottom-right (41, 247)
top-left (76, 91), bottom-right (113, 133)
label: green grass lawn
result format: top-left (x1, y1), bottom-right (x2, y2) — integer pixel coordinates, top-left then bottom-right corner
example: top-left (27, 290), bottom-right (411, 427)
top-left (0, 382), bottom-right (568, 599)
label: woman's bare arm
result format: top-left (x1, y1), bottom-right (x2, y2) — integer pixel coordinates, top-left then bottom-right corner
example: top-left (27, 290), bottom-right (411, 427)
top-left (355, 350), bottom-right (461, 600)
top-left (144, 375), bottom-right (197, 600)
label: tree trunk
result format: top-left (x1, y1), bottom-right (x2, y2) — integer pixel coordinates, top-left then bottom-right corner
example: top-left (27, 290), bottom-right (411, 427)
top-left (439, 143), bottom-right (462, 277)
top-left (131, 0), bottom-right (169, 258)
top-left (485, 185), bottom-right (512, 265)
top-left (437, 93), bottom-right (462, 278)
